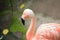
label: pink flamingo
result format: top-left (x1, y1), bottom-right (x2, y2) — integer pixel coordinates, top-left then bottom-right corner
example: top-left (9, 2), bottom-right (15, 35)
top-left (21, 9), bottom-right (60, 40)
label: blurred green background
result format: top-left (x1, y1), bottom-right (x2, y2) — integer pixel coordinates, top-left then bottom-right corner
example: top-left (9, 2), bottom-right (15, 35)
top-left (0, 0), bottom-right (29, 40)
top-left (0, 0), bottom-right (60, 40)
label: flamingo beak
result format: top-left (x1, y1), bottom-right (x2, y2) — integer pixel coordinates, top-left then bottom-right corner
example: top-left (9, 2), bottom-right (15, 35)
top-left (21, 18), bottom-right (25, 25)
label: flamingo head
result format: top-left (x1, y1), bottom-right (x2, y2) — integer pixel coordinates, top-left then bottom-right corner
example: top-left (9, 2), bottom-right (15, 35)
top-left (21, 9), bottom-right (34, 25)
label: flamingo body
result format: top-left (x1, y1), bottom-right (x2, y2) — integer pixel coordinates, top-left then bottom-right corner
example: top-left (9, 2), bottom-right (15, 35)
top-left (21, 9), bottom-right (60, 40)
top-left (35, 23), bottom-right (60, 40)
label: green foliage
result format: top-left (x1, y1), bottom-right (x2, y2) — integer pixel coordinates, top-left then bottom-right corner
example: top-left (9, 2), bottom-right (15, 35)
top-left (0, 10), bottom-right (12, 15)
top-left (10, 17), bottom-right (26, 33)
top-left (10, 11), bottom-right (26, 34)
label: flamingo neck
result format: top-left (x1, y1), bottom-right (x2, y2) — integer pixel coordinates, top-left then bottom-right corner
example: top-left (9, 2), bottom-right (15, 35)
top-left (26, 17), bottom-right (36, 40)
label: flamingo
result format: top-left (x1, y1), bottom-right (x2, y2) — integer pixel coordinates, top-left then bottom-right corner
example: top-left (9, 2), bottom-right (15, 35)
top-left (21, 9), bottom-right (60, 40)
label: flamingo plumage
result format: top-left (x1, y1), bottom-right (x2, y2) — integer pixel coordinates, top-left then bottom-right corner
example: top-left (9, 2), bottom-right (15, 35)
top-left (21, 9), bottom-right (60, 40)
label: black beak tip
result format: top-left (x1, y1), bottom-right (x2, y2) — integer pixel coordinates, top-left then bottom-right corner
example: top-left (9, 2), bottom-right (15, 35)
top-left (21, 18), bottom-right (25, 25)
